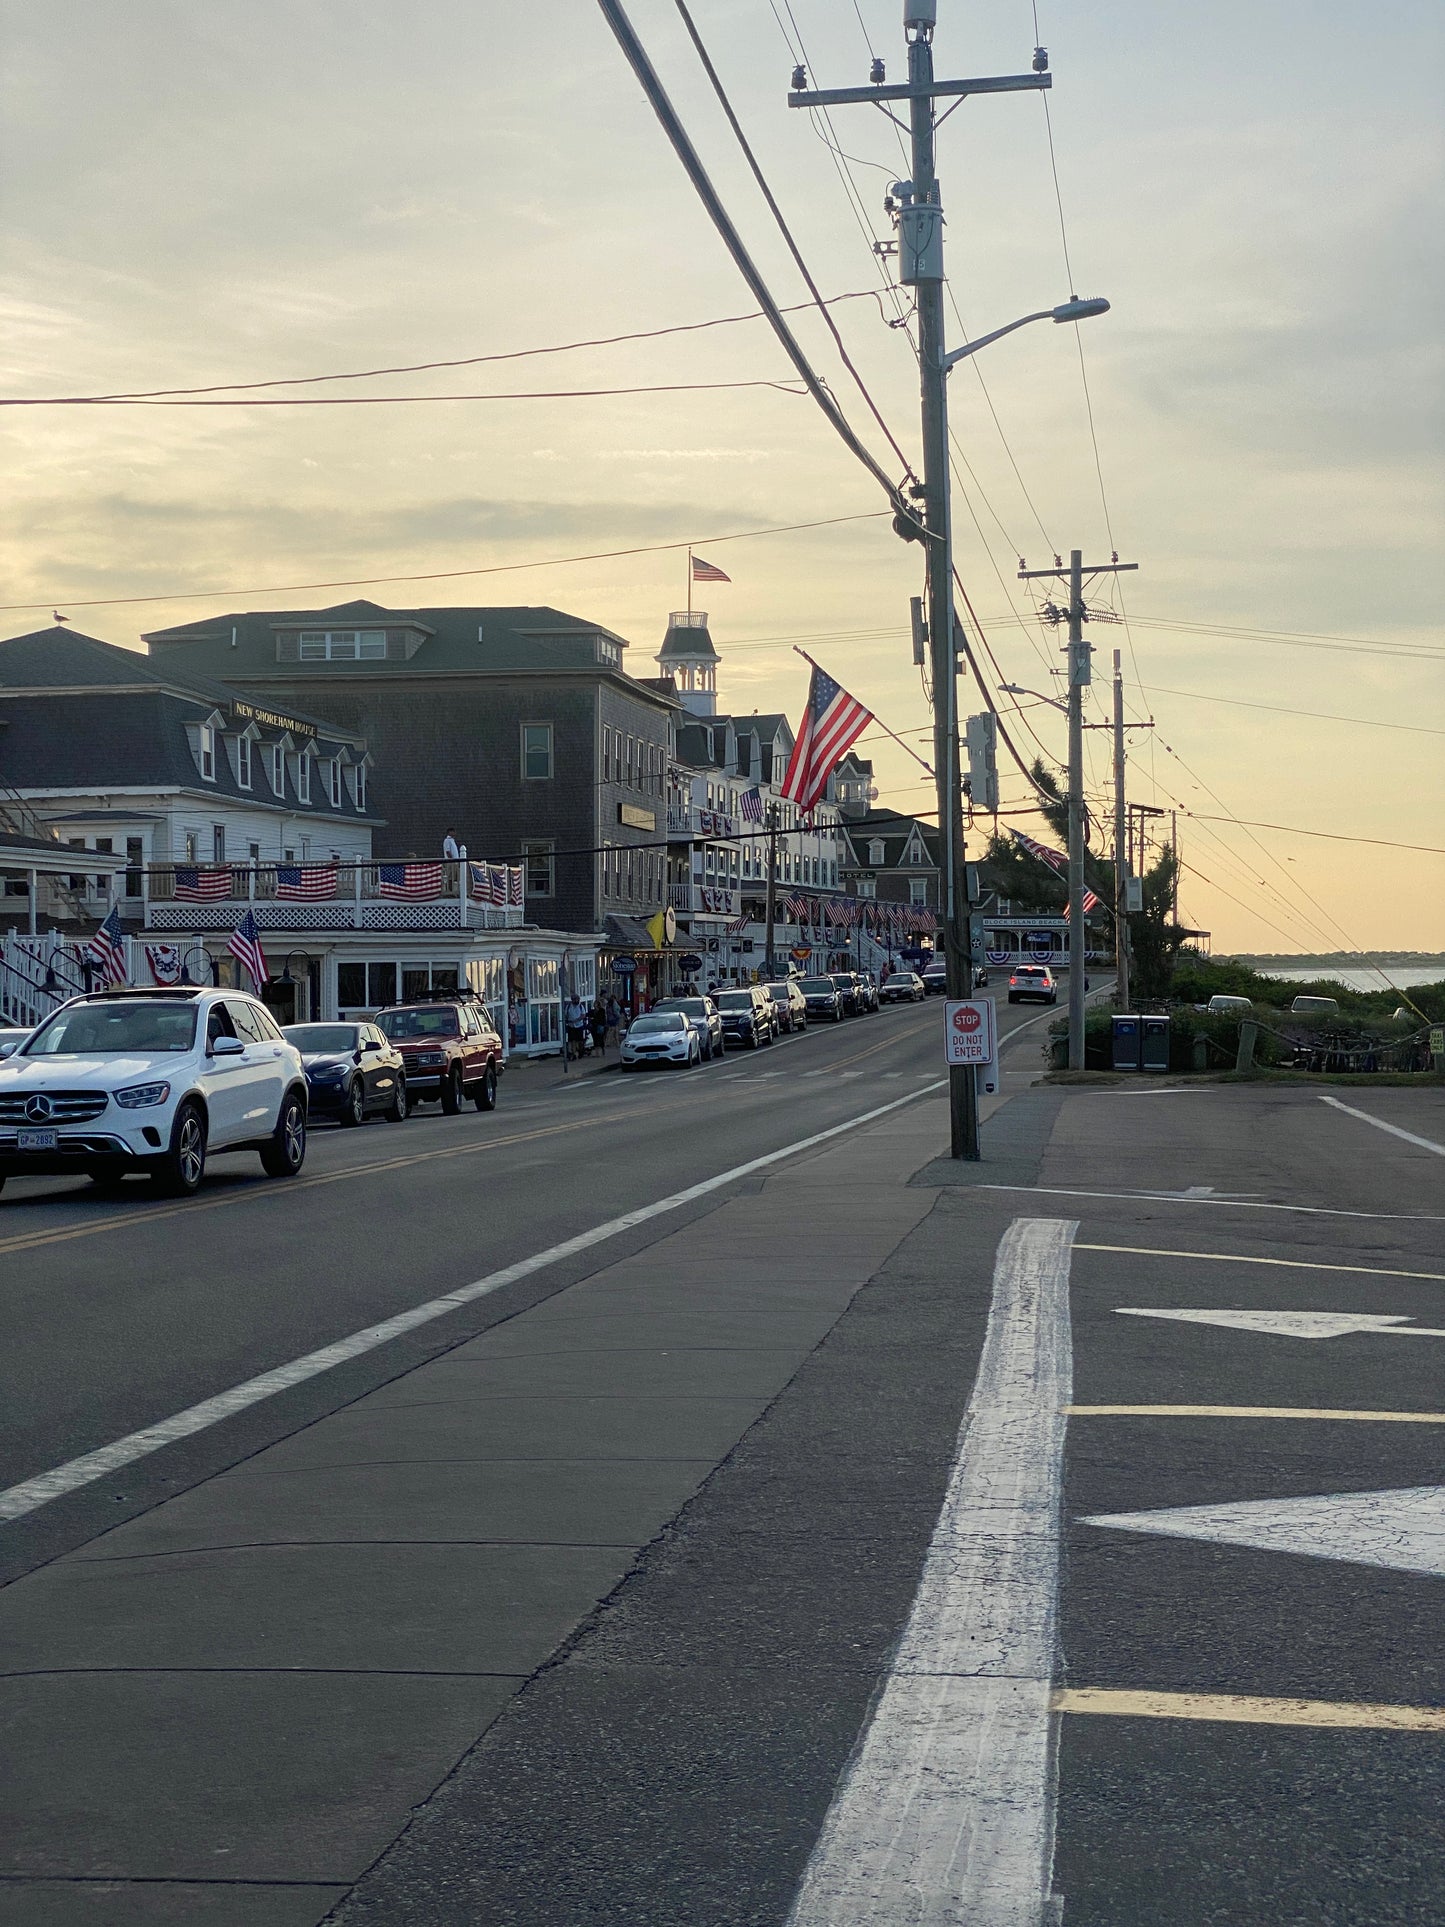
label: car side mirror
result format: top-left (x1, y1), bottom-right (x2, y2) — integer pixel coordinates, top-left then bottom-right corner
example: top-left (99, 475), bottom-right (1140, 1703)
top-left (210, 1035), bottom-right (245, 1057)
top-left (361, 1039), bottom-right (380, 1053)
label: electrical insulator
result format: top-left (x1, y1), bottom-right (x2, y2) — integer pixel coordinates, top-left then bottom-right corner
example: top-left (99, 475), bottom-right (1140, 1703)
top-left (791, 64), bottom-right (807, 90)
top-left (1032, 46), bottom-right (1049, 73)
top-left (870, 57), bottom-right (886, 84)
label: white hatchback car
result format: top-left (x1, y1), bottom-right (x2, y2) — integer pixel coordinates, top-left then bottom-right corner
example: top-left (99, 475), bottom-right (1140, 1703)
top-left (620, 1010), bottom-right (702, 1070)
top-left (0, 987), bottom-right (308, 1198)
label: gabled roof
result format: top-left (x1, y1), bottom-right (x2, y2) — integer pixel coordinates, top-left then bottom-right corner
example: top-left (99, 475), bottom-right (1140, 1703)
top-left (839, 807), bottom-right (940, 870)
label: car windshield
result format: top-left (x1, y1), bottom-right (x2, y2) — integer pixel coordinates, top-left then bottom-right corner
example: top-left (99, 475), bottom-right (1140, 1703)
top-left (376, 1006), bottom-right (459, 1040)
top-left (884, 975), bottom-right (913, 987)
top-left (1015, 968), bottom-right (1045, 978)
top-left (765, 986), bottom-right (791, 1001)
top-left (715, 991), bottom-right (754, 1010)
top-left (656, 999), bottom-right (707, 1016)
top-left (286, 1025), bottom-right (360, 1053)
top-left (798, 978), bottom-right (833, 993)
top-left (631, 1013), bottom-right (685, 1033)
top-left (25, 1001), bottom-right (198, 1055)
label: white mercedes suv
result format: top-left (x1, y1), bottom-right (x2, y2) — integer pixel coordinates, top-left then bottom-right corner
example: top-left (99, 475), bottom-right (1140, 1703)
top-left (0, 987), bottom-right (308, 1198)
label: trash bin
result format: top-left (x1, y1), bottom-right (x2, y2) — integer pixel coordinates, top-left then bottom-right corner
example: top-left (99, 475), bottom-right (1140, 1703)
top-left (1141, 1013), bottom-right (1171, 1072)
top-left (1111, 1014), bottom-right (1142, 1072)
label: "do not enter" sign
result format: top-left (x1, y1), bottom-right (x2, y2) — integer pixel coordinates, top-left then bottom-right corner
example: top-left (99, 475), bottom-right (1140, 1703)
top-left (943, 997), bottom-right (996, 1065)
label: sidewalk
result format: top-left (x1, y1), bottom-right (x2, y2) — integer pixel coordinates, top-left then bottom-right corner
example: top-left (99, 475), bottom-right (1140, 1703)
top-left (0, 1083), bottom-right (951, 1924)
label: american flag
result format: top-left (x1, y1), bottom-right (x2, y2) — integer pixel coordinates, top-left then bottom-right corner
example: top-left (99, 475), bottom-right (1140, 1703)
top-left (781, 893), bottom-right (809, 921)
top-left (506, 865), bottom-right (524, 907)
top-left (228, 910), bottom-right (268, 988)
top-left (469, 863), bottom-right (501, 905)
top-left (276, 864), bottom-right (337, 901)
top-left (174, 865), bottom-right (232, 901)
top-left (87, 907), bottom-right (128, 986)
top-left (378, 861), bottom-right (443, 901)
top-left (1063, 891), bottom-right (1102, 918)
top-left (725, 912), bottom-right (749, 935)
top-left (690, 553), bottom-right (731, 584)
top-left (1007, 828), bottom-right (1068, 876)
top-left (739, 786), bottom-right (764, 824)
top-left (781, 661), bottom-right (873, 815)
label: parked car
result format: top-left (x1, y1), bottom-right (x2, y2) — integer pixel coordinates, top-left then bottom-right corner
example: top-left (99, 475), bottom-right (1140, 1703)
top-left (620, 1010), bottom-right (702, 1069)
top-left (920, 961), bottom-right (947, 995)
top-left (284, 1021), bottom-right (408, 1125)
top-left (762, 980), bottom-right (807, 1033)
top-left (828, 972), bottom-right (863, 1016)
top-left (797, 975), bottom-right (844, 1023)
top-left (1291, 995), bottom-right (1340, 1016)
top-left (1206, 995), bottom-right (1253, 1014)
top-left (714, 985), bottom-right (775, 1049)
top-left (374, 995), bottom-right (502, 1112)
top-left (1007, 965), bottom-right (1058, 1005)
top-left (882, 972), bottom-right (925, 1003)
top-left (849, 972), bottom-right (879, 1013)
top-left (0, 1027), bottom-right (31, 1059)
top-left (652, 995), bottom-right (723, 1060)
top-left (0, 986), bottom-right (308, 1197)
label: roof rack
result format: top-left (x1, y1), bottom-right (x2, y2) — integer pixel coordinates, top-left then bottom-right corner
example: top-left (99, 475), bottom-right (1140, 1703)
top-left (84, 985), bottom-right (206, 1000)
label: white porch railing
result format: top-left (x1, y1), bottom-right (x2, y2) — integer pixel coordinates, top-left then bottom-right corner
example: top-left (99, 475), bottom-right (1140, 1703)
top-left (139, 859), bottom-right (524, 933)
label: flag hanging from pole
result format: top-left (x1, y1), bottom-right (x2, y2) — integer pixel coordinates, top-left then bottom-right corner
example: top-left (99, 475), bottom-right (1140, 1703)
top-left (1063, 891), bottom-right (1102, 918)
top-left (690, 554), bottom-right (731, 584)
top-left (87, 907), bottom-right (128, 987)
top-left (228, 910), bottom-right (268, 989)
top-left (781, 660), bottom-right (873, 815)
top-left (1006, 827), bottom-right (1068, 876)
top-left (739, 786), bottom-right (764, 824)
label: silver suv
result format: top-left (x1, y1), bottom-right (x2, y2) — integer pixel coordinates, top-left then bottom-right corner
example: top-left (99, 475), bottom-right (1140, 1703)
top-left (0, 987), bottom-right (309, 1198)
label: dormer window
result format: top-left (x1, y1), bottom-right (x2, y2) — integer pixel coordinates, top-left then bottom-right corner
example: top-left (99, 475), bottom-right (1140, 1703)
top-left (597, 636), bottom-right (621, 667)
top-left (296, 754), bottom-right (311, 804)
top-left (271, 743), bottom-right (286, 795)
top-left (327, 758), bottom-right (341, 807)
top-left (297, 628), bottom-right (387, 660)
top-left (868, 839), bottom-right (885, 866)
top-left (354, 763), bottom-right (368, 812)
top-left (198, 723), bottom-right (216, 782)
top-left (236, 734), bottom-right (252, 790)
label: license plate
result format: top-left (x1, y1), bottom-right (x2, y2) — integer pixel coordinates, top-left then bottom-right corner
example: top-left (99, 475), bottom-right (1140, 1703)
top-left (18, 1129), bottom-right (58, 1151)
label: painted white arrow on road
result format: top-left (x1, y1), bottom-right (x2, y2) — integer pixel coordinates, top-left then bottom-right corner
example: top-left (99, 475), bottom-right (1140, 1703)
top-left (1114, 1309), bottom-right (1445, 1340)
top-left (1082, 1486), bottom-right (1445, 1577)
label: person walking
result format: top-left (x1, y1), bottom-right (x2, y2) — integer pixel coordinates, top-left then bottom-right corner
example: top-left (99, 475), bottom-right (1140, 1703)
top-left (606, 993), bottom-right (623, 1048)
top-left (588, 999), bottom-right (608, 1056)
top-left (564, 993), bottom-right (588, 1063)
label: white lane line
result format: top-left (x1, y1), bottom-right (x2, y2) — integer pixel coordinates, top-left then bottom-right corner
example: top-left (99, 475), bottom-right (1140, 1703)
top-left (975, 1183), bottom-right (1445, 1225)
top-left (1077, 1242), bottom-right (1445, 1282)
top-left (1318, 1093), bottom-right (1445, 1157)
top-left (0, 1079), bottom-right (946, 1526)
top-left (789, 1216), bottom-right (1078, 1927)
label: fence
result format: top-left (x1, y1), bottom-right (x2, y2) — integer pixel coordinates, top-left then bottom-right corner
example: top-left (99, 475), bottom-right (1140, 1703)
top-left (138, 860), bottom-right (524, 933)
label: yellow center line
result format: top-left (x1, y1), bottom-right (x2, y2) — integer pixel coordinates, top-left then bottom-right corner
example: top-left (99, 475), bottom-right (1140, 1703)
top-left (1067, 1404), bottom-right (1445, 1422)
top-left (1074, 1243), bottom-right (1445, 1283)
top-left (1052, 1688), bottom-right (1445, 1732)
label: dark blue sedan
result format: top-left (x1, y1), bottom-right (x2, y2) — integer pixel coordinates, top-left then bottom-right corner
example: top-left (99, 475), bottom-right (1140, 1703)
top-left (283, 1022), bottom-right (409, 1126)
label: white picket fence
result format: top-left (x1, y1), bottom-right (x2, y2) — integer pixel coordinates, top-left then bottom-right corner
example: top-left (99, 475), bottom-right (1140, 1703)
top-left (0, 932), bottom-right (95, 1029)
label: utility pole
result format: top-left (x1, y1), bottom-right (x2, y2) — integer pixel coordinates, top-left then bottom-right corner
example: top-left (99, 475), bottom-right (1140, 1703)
top-left (763, 802), bottom-right (779, 980)
top-left (1112, 648), bottom-right (1131, 1013)
top-left (1019, 550), bottom-right (1138, 1068)
top-left (791, 3), bottom-right (1049, 1158)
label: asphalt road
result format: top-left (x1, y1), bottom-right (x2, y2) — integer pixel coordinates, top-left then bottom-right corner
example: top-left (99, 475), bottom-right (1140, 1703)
top-left (0, 990), bottom-right (1055, 1583)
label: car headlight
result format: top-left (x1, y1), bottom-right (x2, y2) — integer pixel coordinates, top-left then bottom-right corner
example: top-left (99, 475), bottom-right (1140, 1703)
top-left (115, 1080), bottom-right (171, 1109)
top-left (309, 1063), bottom-right (346, 1082)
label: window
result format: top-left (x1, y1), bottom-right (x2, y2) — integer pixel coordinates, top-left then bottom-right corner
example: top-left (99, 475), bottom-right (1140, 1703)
top-left (237, 734), bottom-right (252, 789)
top-left (602, 726), bottom-right (612, 785)
top-left (910, 877), bottom-right (929, 905)
top-left (625, 737), bottom-right (635, 790)
top-left (183, 831), bottom-right (199, 863)
top-left (327, 758), bottom-right (341, 807)
top-left (368, 961), bottom-right (397, 1007)
top-left (212, 825), bottom-right (226, 865)
top-left (868, 839), bottom-right (885, 866)
top-left (354, 762), bottom-right (367, 812)
top-left (198, 724), bottom-right (215, 781)
top-left (124, 837), bottom-right (144, 898)
top-left (524, 841), bottom-right (555, 897)
top-left (522, 723), bottom-right (553, 780)
top-left (858, 879), bottom-right (877, 899)
top-left (271, 743), bottom-right (286, 795)
top-left (297, 629), bottom-right (387, 660)
top-left (296, 755), bottom-right (311, 804)
top-left (228, 1000), bottom-right (268, 1045)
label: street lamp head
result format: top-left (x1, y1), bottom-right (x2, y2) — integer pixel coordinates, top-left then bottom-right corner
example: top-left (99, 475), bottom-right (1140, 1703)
top-left (1052, 297), bottom-right (1110, 324)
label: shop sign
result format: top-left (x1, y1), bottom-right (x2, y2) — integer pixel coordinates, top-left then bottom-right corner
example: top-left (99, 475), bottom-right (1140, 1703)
top-left (230, 698), bottom-right (317, 740)
top-left (618, 803), bottom-right (656, 831)
top-left (678, 953), bottom-right (703, 971)
top-left (612, 956), bottom-right (637, 975)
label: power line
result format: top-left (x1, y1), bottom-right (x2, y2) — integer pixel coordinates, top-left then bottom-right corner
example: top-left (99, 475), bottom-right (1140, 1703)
top-left (1183, 815), bottom-right (1444, 857)
top-left (5, 508), bottom-right (891, 616)
top-left (595, 0), bottom-right (914, 527)
top-left (0, 292), bottom-right (880, 405)
top-left (672, 0), bottom-right (919, 485)
top-left (1138, 684), bottom-right (1445, 737)
top-left (8, 378), bottom-right (809, 410)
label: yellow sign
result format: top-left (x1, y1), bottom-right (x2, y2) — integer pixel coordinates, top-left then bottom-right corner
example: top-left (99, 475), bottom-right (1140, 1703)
top-left (618, 803), bottom-right (656, 831)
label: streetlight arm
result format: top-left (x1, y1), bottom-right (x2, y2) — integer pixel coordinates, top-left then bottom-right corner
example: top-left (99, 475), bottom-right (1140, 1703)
top-left (942, 296), bottom-right (1110, 374)
top-left (1000, 680), bottom-right (1068, 716)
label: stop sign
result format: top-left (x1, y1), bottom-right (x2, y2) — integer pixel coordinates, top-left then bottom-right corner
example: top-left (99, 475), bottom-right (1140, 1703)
top-left (952, 1005), bottom-right (983, 1034)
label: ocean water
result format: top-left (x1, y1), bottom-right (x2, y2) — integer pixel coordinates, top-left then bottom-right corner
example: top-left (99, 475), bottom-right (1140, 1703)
top-left (1257, 966), bottom-right (1443, 993)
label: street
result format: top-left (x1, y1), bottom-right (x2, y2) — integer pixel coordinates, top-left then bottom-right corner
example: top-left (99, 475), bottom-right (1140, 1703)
top-left (1, 1001), bottom-right (1442, 1924)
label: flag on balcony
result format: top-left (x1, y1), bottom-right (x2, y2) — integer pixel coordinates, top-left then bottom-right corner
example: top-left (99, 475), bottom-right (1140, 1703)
top-left (468, 863), bottom-right (500, 905)
top-left (173, 865), bottom-right (232, 901)
top-left (725, 912), bottom-right (749, 935)
top-left (378, 861), bottom-right (443, 901)
top-left (227, 910), bottom-right (268, 989)
top-left (87, 907), bottom-right (127, 986)
top-left (781, 660), bottom-right (873, 815)
top-left (1007, 828), bottom-right (1068, 876)
top-left (507, 865), bottom-right (524, 907)
top-left (739, 786), bottom-right (764, 824)
top-left (276, 864), bottom-right (337, 901)
top-left (690, 553), bottom-right (731, 584)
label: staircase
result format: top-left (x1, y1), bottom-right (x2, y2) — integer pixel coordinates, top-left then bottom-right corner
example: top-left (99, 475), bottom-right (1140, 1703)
top-left (0, 934), bottom-right (87, 1029)
top-left (0, 786), bottom-right (93, 926)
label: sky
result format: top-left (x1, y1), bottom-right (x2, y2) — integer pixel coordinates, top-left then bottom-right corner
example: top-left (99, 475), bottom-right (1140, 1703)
top-left (1, 0), bottom-right (1441, 954)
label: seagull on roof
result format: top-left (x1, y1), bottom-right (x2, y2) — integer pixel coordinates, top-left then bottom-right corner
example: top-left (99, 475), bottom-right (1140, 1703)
top-left (52, 611), bottom-right (69, 623)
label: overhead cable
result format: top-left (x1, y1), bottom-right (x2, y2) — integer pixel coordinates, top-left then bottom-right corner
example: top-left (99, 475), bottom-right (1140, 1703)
top-left (594, 0), bottom-right (915, 530)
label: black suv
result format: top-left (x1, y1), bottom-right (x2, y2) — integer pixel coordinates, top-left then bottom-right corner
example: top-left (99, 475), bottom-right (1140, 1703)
top-left (714, 986), bottom-right (774, 1049)
top-left (798, 975), bottom-right (844, 1022)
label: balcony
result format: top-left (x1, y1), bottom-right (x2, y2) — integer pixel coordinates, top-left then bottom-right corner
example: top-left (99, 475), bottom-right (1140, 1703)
top-left (670, 881), bottom-right (740, 919)
top-left (137, 860), bottom-right (524, 932)
top-left (667, 806), bottom-right (737, 841)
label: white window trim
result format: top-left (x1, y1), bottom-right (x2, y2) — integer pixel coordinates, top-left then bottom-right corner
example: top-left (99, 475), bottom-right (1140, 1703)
top-left (521, 722), bottom-right (554, 781)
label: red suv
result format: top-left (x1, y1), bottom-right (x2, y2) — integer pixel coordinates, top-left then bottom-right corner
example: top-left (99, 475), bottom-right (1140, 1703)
top-left (375, 996), bottom-right (503, 1112)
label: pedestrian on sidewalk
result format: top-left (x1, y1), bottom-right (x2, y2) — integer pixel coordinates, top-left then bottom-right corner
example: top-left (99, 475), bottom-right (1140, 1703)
top-left (564, 994), bottom-right (588, 1062)
top-left (606, 993), bottom-right (623, 1046)
top-left (588, 999), bottom-right (608, 1056)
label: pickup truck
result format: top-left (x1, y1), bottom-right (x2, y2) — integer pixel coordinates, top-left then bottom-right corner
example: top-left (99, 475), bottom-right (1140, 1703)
top-left (374, 996), bottom-right (503, 1112)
